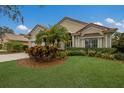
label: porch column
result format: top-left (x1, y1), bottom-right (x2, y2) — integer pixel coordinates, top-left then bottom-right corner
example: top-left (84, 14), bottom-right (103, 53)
top-left (72, 35), bottom-right (75, 47)
top-left (110, 34), bottom-right (112, 48)
top-left (77, 36), bottom-right (80, 47)
top-left (81, 39), bottom-right (85, 48)
top-left (98, 38), bottom-right (102, 48)
top-left (105, 34), bottom-right (108, 48)
top-left (98, 38), bottom-right (100, 48)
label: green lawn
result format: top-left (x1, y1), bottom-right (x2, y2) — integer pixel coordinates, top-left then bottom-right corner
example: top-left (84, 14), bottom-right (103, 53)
top-left (0, 56), bottom-right (124, 88)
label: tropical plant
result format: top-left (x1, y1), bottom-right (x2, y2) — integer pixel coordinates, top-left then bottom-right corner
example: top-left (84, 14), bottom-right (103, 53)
top-left (27, 45), bottom-right (67, 61)
top-left (35, 29), bottom-right (50, 46)
top-left (87, 50), bottom-right (96, 57)
top-left (50, 25), bottom-right (70, 47)
top-left (112, 32), bottom-right (124, 52)
top-left (114, 53), bottom-right (124, 61)
top-left (5, 41), bottom-right (24, 52)
top-left (36, 25), bottom-right (70, 48)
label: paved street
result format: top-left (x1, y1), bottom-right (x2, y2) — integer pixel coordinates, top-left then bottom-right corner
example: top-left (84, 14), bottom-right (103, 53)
top-left (0, 53), bottom-right (29, 62)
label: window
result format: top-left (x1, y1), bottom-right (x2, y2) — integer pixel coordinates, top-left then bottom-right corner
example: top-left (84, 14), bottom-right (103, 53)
top-left (85, 38), bottom-right (97, 48)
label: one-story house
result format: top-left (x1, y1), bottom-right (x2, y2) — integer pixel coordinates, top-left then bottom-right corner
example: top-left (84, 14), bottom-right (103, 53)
top-left (2, 33), bottom-right (29, 46)
top-left (28, 17), bottom-right (118, 48)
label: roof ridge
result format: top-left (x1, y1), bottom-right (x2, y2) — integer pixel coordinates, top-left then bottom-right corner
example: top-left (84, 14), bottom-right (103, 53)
top-left (75, 23), bottom-right (117, 34)
top-left (57, 16), bottom-right (88, 25)
top-left (28, 24), bottom-right (46, 35)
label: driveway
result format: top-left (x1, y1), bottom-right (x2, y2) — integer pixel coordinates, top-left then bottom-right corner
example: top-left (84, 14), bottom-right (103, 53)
top-left (0, 53), bottom-right (29, 62)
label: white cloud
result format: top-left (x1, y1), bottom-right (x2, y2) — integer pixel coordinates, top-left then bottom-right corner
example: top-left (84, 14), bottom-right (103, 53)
top-left (115, 22), bottom-right (122, 26)
top-left (104, 18), bottom-right (124, 32)
top-left (27, 29), bottom-right (32, 32)
top-left (122, 25), bottom-right (124, 28)
top-left (105, 18), bottom-right (115, 24)
top-left (16, 25), bottom-right (30, 32)
top-left (94, 22), bottom-right (103, 26)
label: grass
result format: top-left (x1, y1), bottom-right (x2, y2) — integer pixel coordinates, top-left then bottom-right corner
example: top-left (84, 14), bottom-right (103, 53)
top-left (0, 56), bottom-right (124, 88)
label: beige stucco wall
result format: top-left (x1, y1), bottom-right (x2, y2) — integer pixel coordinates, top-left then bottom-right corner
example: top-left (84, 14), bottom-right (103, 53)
top-left (30, 26), bottom-right (44, 41)
top-left (81, 26), bottom-right (103, 36)
top-left (72, 26), bottom-right (113, 48)
top-left (103, 33), bottom-right (112, 48)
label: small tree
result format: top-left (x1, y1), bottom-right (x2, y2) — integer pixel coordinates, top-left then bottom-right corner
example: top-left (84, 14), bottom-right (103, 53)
top-left (36, 29), bottom-right (50, 46)
top-left (112, 32), bottom-right (124, 52)
top-left (5, 41), bottom-right (24, 52)
top-left (27, 25), bottom-right (70, 61)
top-left (50, 25), bottom-right (70, 47)
top-left (0, 5), bottom-right (24, 23)
top-left (36, 25), bottom-right (70, 48)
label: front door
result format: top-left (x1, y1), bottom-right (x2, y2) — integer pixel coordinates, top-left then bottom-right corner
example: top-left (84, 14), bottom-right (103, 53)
top-left (85, 38), bottom-right (98, 48)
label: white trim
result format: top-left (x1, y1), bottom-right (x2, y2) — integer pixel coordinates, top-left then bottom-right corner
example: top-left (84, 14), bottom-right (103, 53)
top-left (81, 36), bottom-right (103, 39)
top-left (105, 34), bottom-right (108, 48)
top-left (99, 38), bottom-right (102, 48)
top-left (72, 35), bottom-right (75, 47)
top-left (78, 36), bottom-right (80, 47)
top-left (110, 34), bottom-right (112, 48)
top-left (97, 38), bottom-right (100, 48)
top-left (80, 39), bottom-right (85, 48)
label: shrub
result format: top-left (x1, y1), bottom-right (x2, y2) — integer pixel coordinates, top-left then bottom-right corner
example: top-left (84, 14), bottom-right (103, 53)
top-left (58, 51), bottom-right (68, 58)
top-left (67, 50), bottom-right (86, 56)
top-left (88, 50), bottom-right (96, 57)
top-left (23, 45), bottom-right (28, 51)
top-left (101, 53), bottom-right (109, 59)
top-left (97, 48), bottom-right (117, 54)
top-left (66, 47), bottom-right (88, 52)
top-left (114, 53), bottom-right (124, 61)
top-left (95, 52), bottom-right (102, 57)
top-left (66, 48), bottom-right (117, 54)
top-left (5, 41), bottom-right (24, 52)
top-left (100, 53), bottom-right (114, 60)
top-left (0, 44), bottom-right (2, 49)
top-left (66, 47), bottom-right (120, 60)
top-left (109, 54), bottom-right (115, 60)
top-left (27, 45), bottom-right (67, 61)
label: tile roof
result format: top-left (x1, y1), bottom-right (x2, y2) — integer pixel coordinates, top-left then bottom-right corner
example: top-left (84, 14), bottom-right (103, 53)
top-left (57, 17), bottom-right (88, 25)
top-left (29, 17), bottom-right (118, 36)
top-left (28, 24), bottom-right (46, 36)
top-left (5, 33), bottom-right (29, 42)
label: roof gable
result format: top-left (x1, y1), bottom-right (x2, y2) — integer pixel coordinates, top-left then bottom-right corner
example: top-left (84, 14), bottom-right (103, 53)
top-left (28, 24), bottom-right (46, 36)
top-left (4, 33), bottom-right (29, 42)
top-left (58, 17), bottom-right (88, 25)
top-left (75, 23), bottom-right (117, 35)
top-left (57, 17), bottom-right (88, 33)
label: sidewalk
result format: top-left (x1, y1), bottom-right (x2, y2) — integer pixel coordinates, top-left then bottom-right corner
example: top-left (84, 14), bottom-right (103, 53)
top-left (0, 53), bottom-right (29, 62)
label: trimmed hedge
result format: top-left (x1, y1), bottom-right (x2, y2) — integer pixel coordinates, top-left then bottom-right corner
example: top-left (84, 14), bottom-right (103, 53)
top-left (67, 50), bottom-right (86, 56)
top-left (114, 53), bottom-right (124, 61)
top-left (66, 47), bottom-right (117, 54)
top-left (5, 41), bottom-right (28, 53)
top-left (66, 47), bottom-right (124, 61)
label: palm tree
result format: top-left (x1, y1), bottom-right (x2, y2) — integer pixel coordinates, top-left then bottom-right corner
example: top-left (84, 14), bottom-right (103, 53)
top-left (36, 29), bottom-right (50, 46)
top-left (50, 25), bottom-right (70, 47)
top-left (36, 25), bottom-right (70, 48)
top-left (112, 32), bottom-right (124, 52)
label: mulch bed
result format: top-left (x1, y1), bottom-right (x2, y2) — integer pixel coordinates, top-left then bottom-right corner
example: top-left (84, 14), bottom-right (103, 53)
top-left (17, 58), bottom-right (66, 68)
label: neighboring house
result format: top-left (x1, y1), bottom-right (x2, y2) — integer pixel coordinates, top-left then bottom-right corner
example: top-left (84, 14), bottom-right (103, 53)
top-left (28, 24), bottom-right (46, 46)
top-left (2, 33), bottom-right (29, 45)
top-left (28, 17), bottom-right (117, 48)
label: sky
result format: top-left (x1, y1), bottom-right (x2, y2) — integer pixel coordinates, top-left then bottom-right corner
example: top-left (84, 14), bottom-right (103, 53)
top-left (0, 5), bottom-right (124, 34)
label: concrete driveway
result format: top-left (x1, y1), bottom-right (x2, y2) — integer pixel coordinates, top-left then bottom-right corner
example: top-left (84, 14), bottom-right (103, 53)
top-left (0, 53), bottom-right (29, 62)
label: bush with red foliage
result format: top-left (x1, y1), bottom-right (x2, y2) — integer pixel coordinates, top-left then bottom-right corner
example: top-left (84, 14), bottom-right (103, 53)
top-left (27, 45), bottom-right (67, 62)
